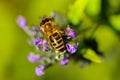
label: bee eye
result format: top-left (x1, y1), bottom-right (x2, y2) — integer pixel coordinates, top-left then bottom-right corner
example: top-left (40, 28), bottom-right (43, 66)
top-left (45, 25), bottom-right (49, 28)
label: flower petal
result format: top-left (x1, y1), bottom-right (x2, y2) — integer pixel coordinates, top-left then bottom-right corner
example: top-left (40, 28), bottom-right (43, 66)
top-left (66, 43), bottom-right (78, 54)
top-left (41, 39), bottom-right (49, 52)
top-left (34, 38), bottom-right (43, 46)
top-left (64, 26), bottom-right (76, 38)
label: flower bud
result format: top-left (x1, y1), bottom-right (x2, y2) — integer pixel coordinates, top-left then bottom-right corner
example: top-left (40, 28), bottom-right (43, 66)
top-left (60, 57), bottom-right (69, 66)
top-left (17, 16), bottom-right (27, 30)
top-left (35, 65), bottom-right (46, 76)
top-left (28, 53), bottom-right (40, 63)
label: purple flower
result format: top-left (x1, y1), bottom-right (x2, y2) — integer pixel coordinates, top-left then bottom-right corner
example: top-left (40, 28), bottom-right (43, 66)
top-left (28, 53), bottom-right (40, 63)
top-left (66, 43), bottom-right (78, 54)
top-left (16, 16), bottom-right (27, 30)
top-left (60, 57), bottom-right (69, 66)
top-left (34, 38), bottom-right (43, 46)
top-left (35, 65), bottom-right (46, 76)
top-left (41, 39), bottom-right (48, 52)
top-left (64, 26), bottom-right (76, 38)
top-left (34, 38), bottom-right (49, 52)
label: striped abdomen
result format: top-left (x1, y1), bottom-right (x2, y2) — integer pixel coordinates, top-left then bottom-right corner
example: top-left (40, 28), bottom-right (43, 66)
top-left (49, 32), bottom-right (65, 52)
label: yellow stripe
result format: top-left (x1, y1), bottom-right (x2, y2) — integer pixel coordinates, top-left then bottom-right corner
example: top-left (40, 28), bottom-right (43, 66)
top-left (54, 42), bottom-right (63, 48)
top-left (54, 35), bottom-right (59, 39)
top-left (56, 45), bottom-right (64, 51)
top-left (57, 38), bottom-right (62, 42)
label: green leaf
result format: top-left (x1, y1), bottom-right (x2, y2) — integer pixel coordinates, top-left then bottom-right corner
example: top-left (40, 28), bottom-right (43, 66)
top-left (86, 0), bottom-right (101, 17)
top-left (83, 49), bottom-right (102, 63)
top-left (109, 15), bottom-right (120, 31)
top-left (67, 0), bottom-right (88, 25)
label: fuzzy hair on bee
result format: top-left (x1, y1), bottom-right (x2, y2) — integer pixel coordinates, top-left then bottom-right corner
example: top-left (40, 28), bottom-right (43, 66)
top-left (40, 17), bottom-right (66, 60)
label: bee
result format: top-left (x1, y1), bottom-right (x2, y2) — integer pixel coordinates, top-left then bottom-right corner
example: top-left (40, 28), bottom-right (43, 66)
top-left (40, 17), bottom-right (66, 60)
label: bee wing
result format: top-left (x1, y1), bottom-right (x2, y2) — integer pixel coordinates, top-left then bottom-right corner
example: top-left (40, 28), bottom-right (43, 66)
top-left (51, 11), bottom-right (68, 29)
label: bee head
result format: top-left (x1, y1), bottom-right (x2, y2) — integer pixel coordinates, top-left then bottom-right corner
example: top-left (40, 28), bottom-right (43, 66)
top-left (40, 17), bottom-right (54, 32)
top-left (40, 17), bottom-right (52, 26)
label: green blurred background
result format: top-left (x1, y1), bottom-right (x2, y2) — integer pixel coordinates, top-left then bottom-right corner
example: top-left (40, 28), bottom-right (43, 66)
top-left (0, 0), bottom-right (120, 80)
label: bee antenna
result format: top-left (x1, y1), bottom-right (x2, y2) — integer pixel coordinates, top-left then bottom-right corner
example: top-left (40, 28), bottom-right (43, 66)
top-left (43, 16), bottom-right (47, 19)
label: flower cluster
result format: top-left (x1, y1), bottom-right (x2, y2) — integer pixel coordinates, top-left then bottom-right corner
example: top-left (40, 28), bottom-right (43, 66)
top-left (17, 12), bottom-right (103, 77)
top-left (17, 15), bottom-right (78, 76)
